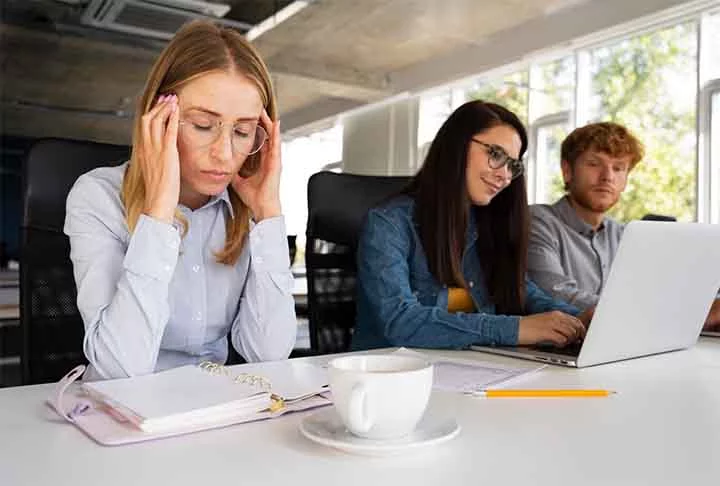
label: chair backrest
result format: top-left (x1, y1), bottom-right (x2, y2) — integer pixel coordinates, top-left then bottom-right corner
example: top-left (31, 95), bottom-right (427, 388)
top-left (641, 213), bottom-right (677, 222)
top-left (21, 138), bottom-right (129, 384)
top-left (305, 171), bottom-right (411, 354)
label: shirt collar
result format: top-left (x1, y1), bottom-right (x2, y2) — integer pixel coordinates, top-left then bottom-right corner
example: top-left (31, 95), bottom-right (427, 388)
top-left (554, 195), bottom-right (603, 236)
top-left (211, 189), bottom-right (235, 219)
top-left (180, 189), bottom-right (235, 219)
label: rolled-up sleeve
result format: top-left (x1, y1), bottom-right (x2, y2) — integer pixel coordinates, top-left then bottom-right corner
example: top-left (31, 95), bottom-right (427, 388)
top-left (231, 216), bottom-right (297, 362)
top-left (65, 175), bottom-right (179, 379)
top-left (524, 278), bottom-right (580, 316)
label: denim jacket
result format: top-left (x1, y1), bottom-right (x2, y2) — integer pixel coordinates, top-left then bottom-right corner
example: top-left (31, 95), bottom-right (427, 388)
top-left (352, 196), bottom-right (579, 351)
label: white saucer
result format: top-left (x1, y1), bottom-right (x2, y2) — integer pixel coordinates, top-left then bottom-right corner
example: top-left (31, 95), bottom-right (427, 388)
top-left (299, 408), bottom-right (460, 456)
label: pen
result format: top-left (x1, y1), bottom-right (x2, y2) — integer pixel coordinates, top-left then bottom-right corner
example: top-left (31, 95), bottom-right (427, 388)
top-left (472, 389), bottom-right (616, 398)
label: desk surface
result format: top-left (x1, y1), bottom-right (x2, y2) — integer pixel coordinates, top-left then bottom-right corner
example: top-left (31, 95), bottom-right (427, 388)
top-left (2, 340), bottom-right (719, 486)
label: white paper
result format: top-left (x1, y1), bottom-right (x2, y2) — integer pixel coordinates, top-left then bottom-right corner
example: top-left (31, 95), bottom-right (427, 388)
top-left (392, 348), bottom-right (545, 393)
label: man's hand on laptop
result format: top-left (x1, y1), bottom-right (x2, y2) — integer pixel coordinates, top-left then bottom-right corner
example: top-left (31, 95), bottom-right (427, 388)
top-left (517, 311), bottom-right (587, 347)
top-left (703, 299), bottom-right (720, 331)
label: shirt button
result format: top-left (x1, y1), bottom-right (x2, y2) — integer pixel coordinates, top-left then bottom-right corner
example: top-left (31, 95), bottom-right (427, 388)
top-left (256, 257), bottom-right (264, 265)
top-left (469, 281), bottom-right (475, 288)
top-left (192, 265), bottom-right (200, 273)
top-left (164, 264), bottom-right (172, 272)
top-left (194, 312), bottom-right (202, 321)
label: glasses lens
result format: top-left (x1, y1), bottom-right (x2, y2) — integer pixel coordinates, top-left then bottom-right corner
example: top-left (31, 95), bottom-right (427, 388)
top-left (510, 159), bottom-right (525, 179)
top-left (245, 124), bottom-right (267, 156)
top-left (180, 118), bottom-right (216, 147)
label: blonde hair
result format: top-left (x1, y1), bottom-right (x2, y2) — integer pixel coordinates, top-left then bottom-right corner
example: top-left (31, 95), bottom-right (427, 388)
top-left (121, 20), bottom-right (276, 265)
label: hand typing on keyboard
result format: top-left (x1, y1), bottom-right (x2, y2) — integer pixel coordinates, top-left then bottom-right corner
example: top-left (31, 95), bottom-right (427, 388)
top-left (517, 311), bottom-right (586, 346)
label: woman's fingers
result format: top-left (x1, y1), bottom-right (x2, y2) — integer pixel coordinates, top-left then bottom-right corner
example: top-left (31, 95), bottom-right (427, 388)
top-left (163, 98), bottom-right (179, 149)
top-left (149, 95), bottom-right (176, 152)
top-left (551, 314), bottom-right (585, 342)
top-left (142, 95), bottom-right (170, 153)
top-left (547, 330), bottom-right (570, 346)
top-left (258, 110), bottom-right (280, 174)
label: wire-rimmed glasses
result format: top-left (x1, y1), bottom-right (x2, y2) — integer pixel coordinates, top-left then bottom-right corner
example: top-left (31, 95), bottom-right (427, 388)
top-left (179, 113), bottom-right (267, 157)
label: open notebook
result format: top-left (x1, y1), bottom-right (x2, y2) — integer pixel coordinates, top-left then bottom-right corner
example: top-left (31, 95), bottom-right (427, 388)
top-left (49, 360), bottom-right (331, 445)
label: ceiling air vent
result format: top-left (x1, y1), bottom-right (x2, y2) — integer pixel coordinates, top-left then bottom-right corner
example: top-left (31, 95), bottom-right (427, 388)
top-left (81, 0), bottom-right (252, 40)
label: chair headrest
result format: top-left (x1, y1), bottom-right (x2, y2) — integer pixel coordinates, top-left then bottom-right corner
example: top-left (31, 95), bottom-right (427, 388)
top-left (306, 171), bottom-right (411, 246)
top-left (22, 138), bottom-right (129, 230)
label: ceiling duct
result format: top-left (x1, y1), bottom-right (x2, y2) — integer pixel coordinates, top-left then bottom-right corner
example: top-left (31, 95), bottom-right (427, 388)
top-left (81, 0), bottom-right (252, 39)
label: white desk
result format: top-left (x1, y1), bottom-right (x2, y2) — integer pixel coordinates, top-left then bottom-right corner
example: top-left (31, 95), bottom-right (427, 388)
top-left (2, 340), bottom-right (720, 486)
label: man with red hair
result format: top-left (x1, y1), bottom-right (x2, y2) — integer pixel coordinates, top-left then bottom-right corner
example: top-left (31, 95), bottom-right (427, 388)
top-left (528, 122), bottom-right (719, 331)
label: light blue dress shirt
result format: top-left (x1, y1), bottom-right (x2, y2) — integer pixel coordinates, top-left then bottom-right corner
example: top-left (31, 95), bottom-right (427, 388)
top-left (64, 163), bottom-right (297, 380)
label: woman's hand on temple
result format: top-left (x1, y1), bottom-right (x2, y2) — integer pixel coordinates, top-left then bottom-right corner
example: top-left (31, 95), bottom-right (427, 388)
top-left (232, 110), bottom-right (282, 221)
top-left (140, 94), bottom-right (181, 224)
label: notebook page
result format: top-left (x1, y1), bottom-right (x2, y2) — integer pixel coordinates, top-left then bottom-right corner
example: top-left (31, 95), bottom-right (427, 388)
top-left (83, 365), bottom-right (267, 423)
top-left (224, 360), bottom-right (328, 400)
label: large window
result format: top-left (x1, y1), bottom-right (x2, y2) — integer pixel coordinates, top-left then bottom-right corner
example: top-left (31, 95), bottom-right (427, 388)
top-left (701, 10), bottom-right (720, 224)
top-left (588, 23), bottom-right (698, 222)
top-left (417, 9), bottom-right (720, 222)
top-left (417, 90), bottom-right (453, 165)
top-left (710, 90), bottom-right (720, 223)
top-left (416, 71), bottom-right (530, 171)
top-left (528, 56), bottom-right (575, 204)
top-left (280, 123), bottom-right (343, 263)
top-left (465, 71), bottom-right (529, 124)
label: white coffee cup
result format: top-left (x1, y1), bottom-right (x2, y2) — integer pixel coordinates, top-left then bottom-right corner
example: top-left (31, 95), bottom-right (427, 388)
top-left (328, 354), bottom-right (433, 440)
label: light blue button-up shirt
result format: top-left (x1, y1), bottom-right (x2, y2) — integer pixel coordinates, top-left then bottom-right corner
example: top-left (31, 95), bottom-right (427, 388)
top-left (64, 163), bottom-right (297, 380)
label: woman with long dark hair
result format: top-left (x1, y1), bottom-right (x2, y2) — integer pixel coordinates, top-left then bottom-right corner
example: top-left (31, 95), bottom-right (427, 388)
top-left (352, 100), bottom-right (587, 350)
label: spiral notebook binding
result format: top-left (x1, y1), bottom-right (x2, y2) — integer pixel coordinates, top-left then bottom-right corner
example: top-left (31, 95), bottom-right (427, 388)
top-left (199, 361), bottom-right (283, 412)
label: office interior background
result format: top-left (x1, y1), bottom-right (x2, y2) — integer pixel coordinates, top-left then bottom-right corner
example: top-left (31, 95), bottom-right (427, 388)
top-left (1, 0), bottom-right (720, 385)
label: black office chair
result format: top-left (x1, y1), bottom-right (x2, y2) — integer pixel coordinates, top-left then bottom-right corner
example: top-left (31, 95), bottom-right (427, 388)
top-left (20, 138), bottom-right (129, 384)
top-left (305, 171), bottom-right (411, 354)
top-left (641, 213), bottom-right (677, 222)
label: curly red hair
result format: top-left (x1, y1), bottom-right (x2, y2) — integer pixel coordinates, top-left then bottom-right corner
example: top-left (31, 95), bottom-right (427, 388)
top-left (561, 122), bottom-right (644, 170)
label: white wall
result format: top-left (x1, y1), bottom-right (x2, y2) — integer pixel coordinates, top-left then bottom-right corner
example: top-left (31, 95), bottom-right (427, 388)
top-left (341, 97), bottom-right (418, 176)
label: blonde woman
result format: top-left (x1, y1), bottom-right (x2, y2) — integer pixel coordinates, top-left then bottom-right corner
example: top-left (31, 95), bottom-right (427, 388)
top-left (64, 21), bottom-right (296, 380)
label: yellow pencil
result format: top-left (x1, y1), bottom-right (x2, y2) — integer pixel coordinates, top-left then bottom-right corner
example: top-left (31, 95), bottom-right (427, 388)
top-left (473, 389), bottom-right (616, 398)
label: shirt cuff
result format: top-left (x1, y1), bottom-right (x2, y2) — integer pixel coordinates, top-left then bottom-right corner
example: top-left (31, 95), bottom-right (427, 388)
top-left (248, 216), bottom-right (290, 271)
top-left (481, 315), bottom-right (520, 346)
top-left (123, 214), bottom-right (181, 282)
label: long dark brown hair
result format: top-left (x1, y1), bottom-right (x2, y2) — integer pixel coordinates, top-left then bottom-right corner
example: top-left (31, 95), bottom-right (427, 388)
top-left (406, 100), bottom-right (529, 314)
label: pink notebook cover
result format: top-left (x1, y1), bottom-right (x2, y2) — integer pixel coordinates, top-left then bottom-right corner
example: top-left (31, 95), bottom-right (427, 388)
top-left (47, 365), bottom-right (332, 446)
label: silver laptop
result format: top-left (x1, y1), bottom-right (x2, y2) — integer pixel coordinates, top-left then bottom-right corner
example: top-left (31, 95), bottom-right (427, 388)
top-left (472, 221), bottom-right (720, 367)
